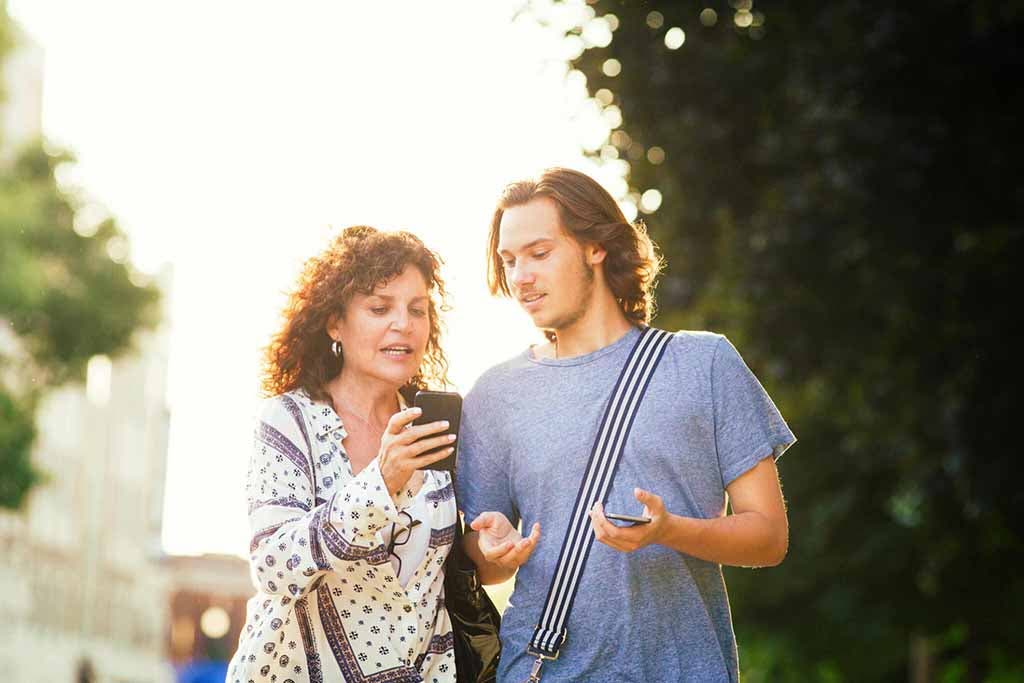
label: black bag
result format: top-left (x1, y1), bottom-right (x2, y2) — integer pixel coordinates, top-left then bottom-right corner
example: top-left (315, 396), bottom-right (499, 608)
top-left (444, 505), bottom-right (502, 682)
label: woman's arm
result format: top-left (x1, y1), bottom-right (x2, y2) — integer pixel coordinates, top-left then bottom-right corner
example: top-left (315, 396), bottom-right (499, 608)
top-left (246, 397), bottom-right (417, 599)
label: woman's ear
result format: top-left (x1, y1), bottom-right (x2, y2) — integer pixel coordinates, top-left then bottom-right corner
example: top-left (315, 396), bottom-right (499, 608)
top-left (326, 312), bottom-right (344, 341)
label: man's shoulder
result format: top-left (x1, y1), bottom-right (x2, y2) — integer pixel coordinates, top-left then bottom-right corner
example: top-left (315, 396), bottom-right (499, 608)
top-left (661, 328), bottom-right (726, 366)
top-left (465, 350), bottom-right (534, 400)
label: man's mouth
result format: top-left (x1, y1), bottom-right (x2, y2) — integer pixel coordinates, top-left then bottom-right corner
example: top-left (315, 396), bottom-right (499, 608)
top-left (520, 293), bottom-right (545, 305)
top-left (380, 345), bottom-right (413, 357)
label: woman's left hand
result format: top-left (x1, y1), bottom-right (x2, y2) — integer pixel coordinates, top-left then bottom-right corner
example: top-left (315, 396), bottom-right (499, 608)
top-left (377, 407), bottom-right (455, 496)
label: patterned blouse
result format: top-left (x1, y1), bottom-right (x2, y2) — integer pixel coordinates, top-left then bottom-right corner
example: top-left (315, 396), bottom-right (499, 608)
top-left (227, 389), bottom-right (458, 683)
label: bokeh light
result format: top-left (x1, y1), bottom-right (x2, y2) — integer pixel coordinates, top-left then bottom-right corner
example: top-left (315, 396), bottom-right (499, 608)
top-left (665, 27), bottom-right (686, 50)
top-left (640, 188), bottom-right (663, 213)
top-left (199, 606), bottom-right (230, 639)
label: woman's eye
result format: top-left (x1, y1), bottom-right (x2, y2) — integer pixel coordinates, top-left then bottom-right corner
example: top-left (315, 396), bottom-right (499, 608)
top-left (411, 308), bottom-right (428, 318)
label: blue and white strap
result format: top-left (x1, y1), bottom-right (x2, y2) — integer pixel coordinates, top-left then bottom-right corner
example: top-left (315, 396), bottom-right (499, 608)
top-left (527, 327), bottom-right (673, 666)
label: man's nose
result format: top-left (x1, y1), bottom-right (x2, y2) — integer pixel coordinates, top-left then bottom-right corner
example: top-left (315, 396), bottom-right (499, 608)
top-left (511, 262), bottom-right (535, 288)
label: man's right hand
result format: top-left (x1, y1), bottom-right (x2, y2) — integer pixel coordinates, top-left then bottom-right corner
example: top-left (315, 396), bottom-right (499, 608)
top-left (469, 511), bottom-right (541, 570)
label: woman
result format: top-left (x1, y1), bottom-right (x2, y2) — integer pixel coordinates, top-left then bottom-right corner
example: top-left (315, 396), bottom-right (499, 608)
top-left (227, 226), bottom-right (458, 683)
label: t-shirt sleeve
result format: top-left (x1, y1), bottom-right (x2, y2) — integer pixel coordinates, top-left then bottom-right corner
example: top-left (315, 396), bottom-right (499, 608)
top-left (455, 384), bottom-right (518, 528)
top-left (711, 336), bottom-right (796, 487)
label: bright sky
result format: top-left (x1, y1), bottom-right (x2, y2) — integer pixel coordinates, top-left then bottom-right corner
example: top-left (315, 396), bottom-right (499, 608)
top-left (10, 0), bottom-right (631, 556)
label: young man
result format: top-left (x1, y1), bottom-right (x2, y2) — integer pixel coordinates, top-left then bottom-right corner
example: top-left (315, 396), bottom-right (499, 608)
top-left (456, 168), bottom-right (796, 682)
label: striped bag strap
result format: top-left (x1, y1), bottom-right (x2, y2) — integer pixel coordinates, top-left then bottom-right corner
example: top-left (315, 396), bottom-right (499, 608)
top-left (524, 327), bottom-right (673, 681)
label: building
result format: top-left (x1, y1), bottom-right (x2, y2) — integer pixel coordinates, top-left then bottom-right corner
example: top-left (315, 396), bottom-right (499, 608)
top-left (0, 14), bottom-right (177, 682)
top-left (165, 553), bottom-right (253, 677)
top-left (0, 267), bottom-right (176, 683)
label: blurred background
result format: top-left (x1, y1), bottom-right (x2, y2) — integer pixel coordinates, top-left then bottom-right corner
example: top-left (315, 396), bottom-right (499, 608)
top-left (0, 1), bottom-right (1020, 681)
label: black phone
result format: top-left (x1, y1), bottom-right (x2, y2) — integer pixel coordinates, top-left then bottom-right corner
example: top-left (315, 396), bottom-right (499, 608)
top-left (604, 512), bottom-right (652, 526)
top-left (411, 390), bottom-right (462, 471)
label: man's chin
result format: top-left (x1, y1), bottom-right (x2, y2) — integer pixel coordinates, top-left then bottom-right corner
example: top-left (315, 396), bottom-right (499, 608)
top-left (526, 310), bottom-right (554, 329)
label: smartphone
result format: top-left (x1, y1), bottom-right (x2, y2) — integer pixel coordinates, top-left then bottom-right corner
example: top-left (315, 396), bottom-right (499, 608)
top-left (604, 512), bottom-right (651, 526)
top-left (411, 390), bottom-right (462, 471)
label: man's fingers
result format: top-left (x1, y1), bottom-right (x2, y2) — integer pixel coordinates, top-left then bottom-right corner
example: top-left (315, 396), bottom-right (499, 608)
top-left (634, 487), bottom-right (664, 513)
top-left (470, 511), bottom-right (502, 532)
top-left (590, 504), bottom-right (621, 544)
top-left (481, 540), bottom-right (516, 562)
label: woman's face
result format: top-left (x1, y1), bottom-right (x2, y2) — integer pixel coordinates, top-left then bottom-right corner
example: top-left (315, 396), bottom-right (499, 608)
top-left (328, 266), bottom-right (432, 390)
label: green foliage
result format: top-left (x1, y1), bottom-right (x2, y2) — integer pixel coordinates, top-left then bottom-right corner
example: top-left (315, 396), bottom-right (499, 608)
top-left (0, 140), bottom-right (160, 510)
top-left (0, 386), bottom-right (38, 509)
top-left (1, 5), bottom-right (160, 511)
top-left (1, 145), bottom-right (160, 384)
top-left (560, 1), bottom-right (1024, 680)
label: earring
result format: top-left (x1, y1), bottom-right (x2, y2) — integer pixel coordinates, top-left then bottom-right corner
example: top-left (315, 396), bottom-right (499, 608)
top-left (331, 340), bottom-right (343, 358)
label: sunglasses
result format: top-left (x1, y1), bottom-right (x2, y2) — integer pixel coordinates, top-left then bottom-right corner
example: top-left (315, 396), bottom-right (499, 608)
top-left (387, 510), bottom-right (422, 578)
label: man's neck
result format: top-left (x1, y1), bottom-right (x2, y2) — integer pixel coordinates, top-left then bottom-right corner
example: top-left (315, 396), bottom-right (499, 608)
top-left (552, 297), bottom-right (634, 359)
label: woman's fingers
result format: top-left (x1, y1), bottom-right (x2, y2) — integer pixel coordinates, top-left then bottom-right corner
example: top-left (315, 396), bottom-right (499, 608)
top-left (385, 407), bottom-right (422, 434)
top-left (395, 419), bottom-right (451, 444)
top-left (411, 446), bottom-right (455, 469)
top-left (408, 432), bottom-right (456, 457)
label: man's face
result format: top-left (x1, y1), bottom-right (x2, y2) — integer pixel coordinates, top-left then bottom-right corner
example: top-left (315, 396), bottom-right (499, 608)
top-left (497, 197), bottom-right (598, 332)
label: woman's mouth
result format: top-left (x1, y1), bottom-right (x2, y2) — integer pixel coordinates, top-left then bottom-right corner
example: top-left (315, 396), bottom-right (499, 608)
top-left (380, 345), bottom-right (413, 358)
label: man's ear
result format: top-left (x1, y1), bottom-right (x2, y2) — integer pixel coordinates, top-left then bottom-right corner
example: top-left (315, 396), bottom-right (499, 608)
top-left (587, 242), bottom-right (607, 265)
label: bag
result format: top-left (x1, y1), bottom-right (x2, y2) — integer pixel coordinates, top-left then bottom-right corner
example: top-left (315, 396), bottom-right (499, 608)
top-left (444, 510), bottom-right (502, 682)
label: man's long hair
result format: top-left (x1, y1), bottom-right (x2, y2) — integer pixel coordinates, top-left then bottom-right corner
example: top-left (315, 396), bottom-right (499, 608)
top-left (487, 167), bottom-right (664, 330)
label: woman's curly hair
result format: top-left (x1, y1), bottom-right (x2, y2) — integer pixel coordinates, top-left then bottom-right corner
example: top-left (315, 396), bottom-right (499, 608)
top-left (262, 226), bottom-right (449, 401)
top-left (487, 167), bottom-right (664, 340)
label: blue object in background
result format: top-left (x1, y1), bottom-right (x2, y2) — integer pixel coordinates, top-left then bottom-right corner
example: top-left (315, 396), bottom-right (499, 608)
top-left (176, 660), bottom-right (228, 683)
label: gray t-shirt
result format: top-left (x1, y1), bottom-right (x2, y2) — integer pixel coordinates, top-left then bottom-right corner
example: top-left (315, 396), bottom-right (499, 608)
top-left (456, 327), bottom-right (796, 683)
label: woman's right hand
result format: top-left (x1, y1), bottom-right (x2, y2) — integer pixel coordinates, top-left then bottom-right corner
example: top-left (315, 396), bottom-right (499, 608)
top-left (378, 407), bottom-right (455, 497)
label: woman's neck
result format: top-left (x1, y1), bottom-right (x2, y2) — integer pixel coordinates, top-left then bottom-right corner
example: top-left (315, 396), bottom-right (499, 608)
top-left (325, 369), bottom-right (400, 428)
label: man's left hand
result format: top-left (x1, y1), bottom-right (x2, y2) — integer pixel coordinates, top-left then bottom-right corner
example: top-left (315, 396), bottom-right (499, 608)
top-left (589, 488), bottom-right (667, 553)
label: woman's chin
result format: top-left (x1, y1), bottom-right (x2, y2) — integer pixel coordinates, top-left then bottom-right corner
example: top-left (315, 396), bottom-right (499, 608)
top-left (370, 365), bottom-right (419, 388)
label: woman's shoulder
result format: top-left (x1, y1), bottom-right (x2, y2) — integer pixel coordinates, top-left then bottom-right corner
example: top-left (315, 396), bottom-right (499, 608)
top-left (256, 389), bottom-right (317, 429)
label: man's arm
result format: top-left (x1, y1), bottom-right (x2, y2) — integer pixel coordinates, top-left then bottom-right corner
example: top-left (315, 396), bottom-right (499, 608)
top-left (590, 455), bottom-right (788, 567)
top-left (462, 512), bottom-right (541, 585)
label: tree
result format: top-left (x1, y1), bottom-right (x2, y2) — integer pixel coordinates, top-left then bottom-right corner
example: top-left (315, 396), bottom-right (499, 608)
top-left (556, 1), bottom-right (1024, 680)
top-left (0, 5), bottom-right (160, 509)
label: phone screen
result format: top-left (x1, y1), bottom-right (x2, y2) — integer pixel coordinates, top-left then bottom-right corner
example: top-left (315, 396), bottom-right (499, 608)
top-left (411, 391), bottom-right (462, 471)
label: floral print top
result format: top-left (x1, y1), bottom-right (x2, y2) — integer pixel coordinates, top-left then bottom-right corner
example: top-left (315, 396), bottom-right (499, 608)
top-left (227, 389), bottom-right (457, 683)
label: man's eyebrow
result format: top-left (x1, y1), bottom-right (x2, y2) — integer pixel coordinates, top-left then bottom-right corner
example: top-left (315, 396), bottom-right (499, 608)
top-left (499, 238), bottom-right (555, 255)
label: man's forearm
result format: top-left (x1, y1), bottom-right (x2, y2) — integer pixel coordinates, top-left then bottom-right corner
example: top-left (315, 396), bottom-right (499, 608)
top-left (462, 530), bottom-right (518, 584)
top-left (657, 510), bottom-right (788, 568)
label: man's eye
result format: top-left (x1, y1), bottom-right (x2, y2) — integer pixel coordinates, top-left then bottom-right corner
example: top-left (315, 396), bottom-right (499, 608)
top-left (371, 306), bottom-right (387, 314)
top-left (502, 260), bottom-right (515, 269)
top-left (532, 251), bottom-right (550, 259)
